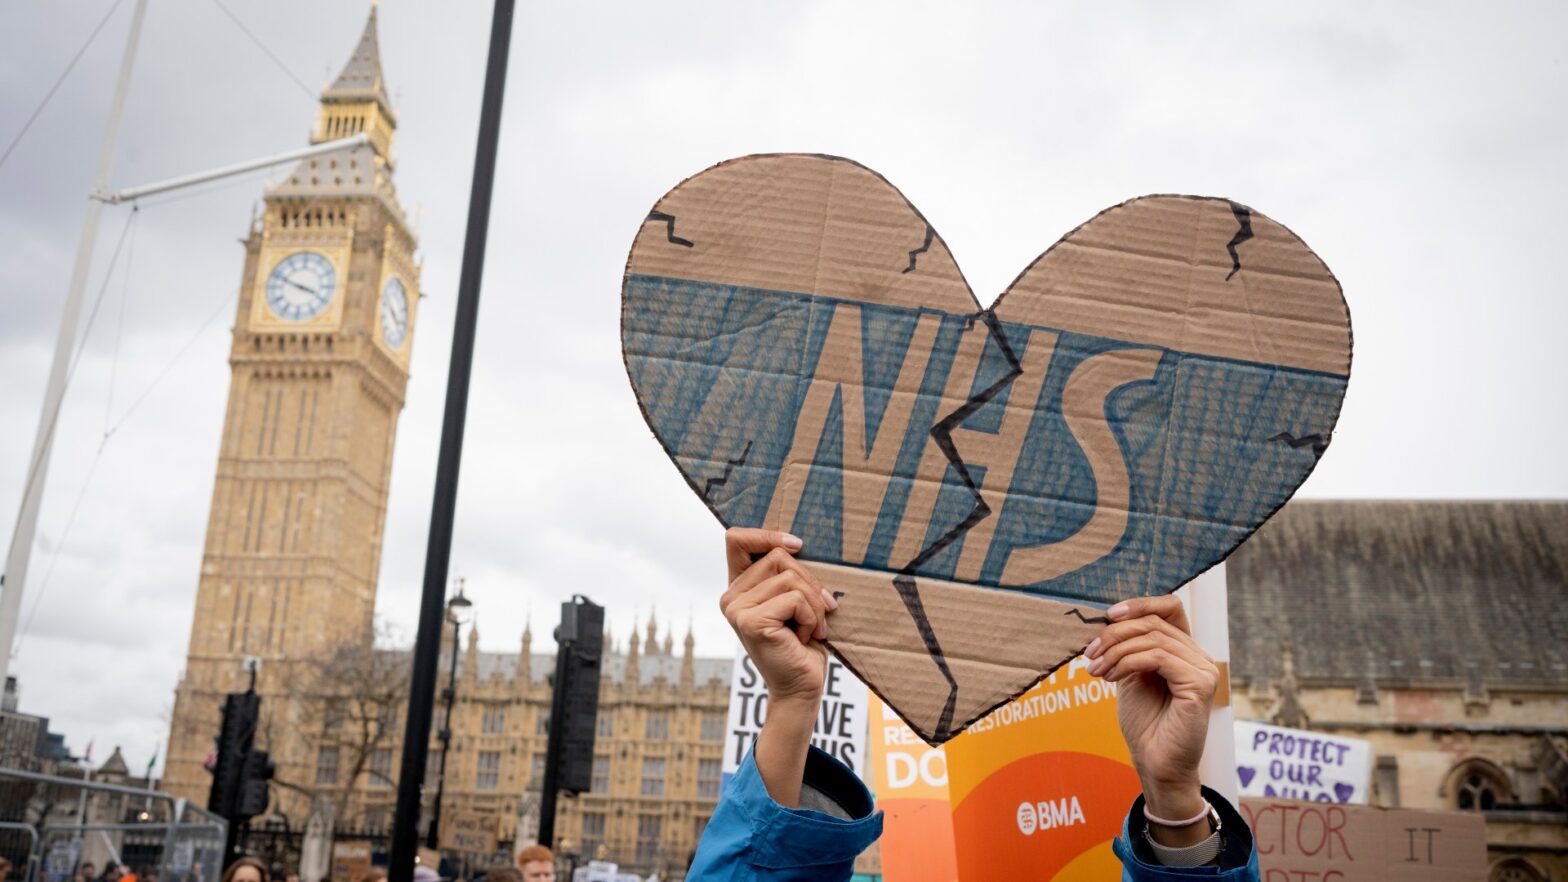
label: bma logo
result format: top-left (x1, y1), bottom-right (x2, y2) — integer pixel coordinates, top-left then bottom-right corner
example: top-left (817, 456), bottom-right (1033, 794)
top-left (1016, 796), bottom-right (1087, 836)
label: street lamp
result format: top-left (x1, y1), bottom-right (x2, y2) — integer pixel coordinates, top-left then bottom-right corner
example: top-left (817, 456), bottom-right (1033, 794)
top-left (426, 579), bottom-right (473, 849)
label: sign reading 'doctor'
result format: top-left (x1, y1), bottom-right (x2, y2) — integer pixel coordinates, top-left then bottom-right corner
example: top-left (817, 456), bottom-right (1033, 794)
top-left (1236, 721), bottom-right (1372, 804)
top-left (623, 154), bottom-right (1352, 744)
top-left (723, 651), bottom-right (868, 779)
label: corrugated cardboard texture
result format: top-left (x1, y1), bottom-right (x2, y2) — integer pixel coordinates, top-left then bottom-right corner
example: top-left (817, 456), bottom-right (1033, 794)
top-left (622, 154), bottom-right (1350, 744)
top-left (1240, 797), bottom-right (1488, 881)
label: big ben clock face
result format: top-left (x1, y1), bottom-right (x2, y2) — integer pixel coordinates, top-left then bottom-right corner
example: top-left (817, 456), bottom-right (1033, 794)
top-left (265, 251), bottom-right (337, 321)
top-left (380, 277), bottom-right (409, 349)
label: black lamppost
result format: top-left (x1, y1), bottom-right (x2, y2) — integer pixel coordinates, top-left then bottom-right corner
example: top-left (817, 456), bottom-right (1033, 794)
top-left (426, 579), bottom-right (472, 849)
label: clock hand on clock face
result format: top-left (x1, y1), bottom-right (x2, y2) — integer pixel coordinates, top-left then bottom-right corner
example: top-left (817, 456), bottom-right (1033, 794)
top-left (284, 277), bottom-right (320, 298)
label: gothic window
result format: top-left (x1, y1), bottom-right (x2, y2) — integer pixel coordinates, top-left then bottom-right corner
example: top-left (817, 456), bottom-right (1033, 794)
top-left (591, 755), bottom-right (610, 794)
top-left (476, 751), bottom-right (502, 791)
top-left (315, 748), bottom-right (340, 786)
top-left (636, 815), bottom-right (662, 864)
top-left (697, 759), bottom-right (722, 799)
top-left (531, 752), bottom-right (546, 783)
top-left (597, 709), bottom-right (615, 739)
top-left (700, 711), bottom-right (725, 742)
top-left (1452, 761), bottom-right (1510, 811)
top-left (1492, 858), bottom-right (1547, 882)
top-left (580, 812), bottom-right (606, 860)
top-left (536, 711), bottom-right (551, 736)
top-left (482, 706), bottom-right (505, 735)
top-left (645, 710), bottom-right (669, 741)
top-left (323, 700), bottom-right (346, 732)
top-left (641, 757), bottom-right (666, 796)
top-left (369, 749), bottom-right (393, 788)
top-left (693, 814), bottom-right (710, 843)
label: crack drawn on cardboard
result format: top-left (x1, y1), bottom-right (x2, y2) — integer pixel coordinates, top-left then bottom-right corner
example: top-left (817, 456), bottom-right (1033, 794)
top-left (892, 309), bottom-right (1025, 742)
top-left (1225, 201), bottom-right (1253, 281)
top-left (646, 210), bottom-right (694, 248)
top-left (902, 223), bottom-right (935, 274)
top-left (1269, 431), bottom-right (1329, 459)
top-left (701, 440), bottom-right (754, 501)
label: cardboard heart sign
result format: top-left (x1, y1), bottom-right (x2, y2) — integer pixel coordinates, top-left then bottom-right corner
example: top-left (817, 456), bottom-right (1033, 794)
top-left (622, 155), bottom-right (1350, 744)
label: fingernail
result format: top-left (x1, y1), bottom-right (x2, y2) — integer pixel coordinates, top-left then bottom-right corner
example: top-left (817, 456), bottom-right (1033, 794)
top-left (820, 588), bottom-right (839, 610)
top-left (1107, 602), bottom-right (1130, 620)
top-left (780, 532), bottom-right (804, 551)
top-left (1085, 638), bottom-right (1102, 659)
top-left (1087, 658), bottom-right (1104, 676)
top-left (816, 621), bottom-right (828, 640)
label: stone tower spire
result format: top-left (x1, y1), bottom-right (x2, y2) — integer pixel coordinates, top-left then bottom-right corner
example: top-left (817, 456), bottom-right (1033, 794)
top-left (680, 624), bottom-right (695, 691)
top-left (463, 623), bottom-right (480, 685)
top-left (626, 622), bottom-right (641, 683)
top-left (516, 620), bottom-right (532, 686)
top-left (645, 611), bottom-right (659, 655)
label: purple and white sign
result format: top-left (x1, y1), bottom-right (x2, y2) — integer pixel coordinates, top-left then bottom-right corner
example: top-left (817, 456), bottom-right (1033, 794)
top-left (1234, 721), bottom-right (1371, 804)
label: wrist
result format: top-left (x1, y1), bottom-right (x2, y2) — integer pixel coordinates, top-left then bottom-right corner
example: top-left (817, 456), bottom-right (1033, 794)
top-left (1139, 777), bottom-right (1204, 822)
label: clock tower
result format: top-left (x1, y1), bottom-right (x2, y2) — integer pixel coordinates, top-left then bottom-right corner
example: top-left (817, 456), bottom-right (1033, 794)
top-left (163, 7), bottom-right (420, 808)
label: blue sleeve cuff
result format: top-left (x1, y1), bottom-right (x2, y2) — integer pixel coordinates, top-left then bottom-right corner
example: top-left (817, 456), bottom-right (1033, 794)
top-left (728, 745), bottom-right (883, 872)
top-left (1113, 786), bottom-right (1260, 880)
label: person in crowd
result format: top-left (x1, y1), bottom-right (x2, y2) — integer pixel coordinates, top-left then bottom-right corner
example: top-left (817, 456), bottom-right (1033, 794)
top-left (98, 862), bottom-right (123, 882)
top-left (142, 866), bottom-right (160, 882)
top-left (0, 856), bottom-right (12, 882)
top-left (411, 867), bottom-right (441, 882)
top-left (515, 846), bottom-right (555, 882)
top-left (282, 871), bottom-right (299, 882)
top-left (220, 858), bottom-right (268, 882)
top-left (687, 528), bottom-right (1260, 881)
top-left (360, 867), bottom-right (388, 882)
top-left (76, 862), bottom-right (97, 882)
top-left (120, 866), bottom-right (138, 882)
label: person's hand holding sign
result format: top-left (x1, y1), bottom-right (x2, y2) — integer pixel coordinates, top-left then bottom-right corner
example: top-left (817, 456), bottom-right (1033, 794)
top-left (1085, 595), bottom-right (1223, 849)
top-left (720, 527), bottom-right (838, 807)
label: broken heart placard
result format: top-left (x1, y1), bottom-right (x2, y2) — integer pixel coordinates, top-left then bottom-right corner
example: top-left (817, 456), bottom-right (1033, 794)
top-left (622, 154), bottom-right (1351, 744)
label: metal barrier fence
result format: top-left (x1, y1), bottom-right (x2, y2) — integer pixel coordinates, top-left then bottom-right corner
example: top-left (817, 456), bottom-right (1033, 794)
top-left (0, 768), bottom-right (225, 882)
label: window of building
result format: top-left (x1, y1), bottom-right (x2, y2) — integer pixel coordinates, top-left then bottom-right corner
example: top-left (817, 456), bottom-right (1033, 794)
top-left (645, 710), bottom-right (669, 741)
top-left (641, 757), bottom-right (666, 796)
top-left (580, 812), bottom-right (606, 860)
top-left (322, 700), bottom-right (346, 731)
top-left (482, 705), bottom-right (505, 735)
top-left (693, 814), bottom-right (710, 843)
top-left (592, 755), bottom-right (610, 794)
top-left (1491, 858), bottom-right (1548, 882)
top-left (368, 748), bottom-right (393, 788)
top-left (315, 747), bottom-right (340, 786)
top-left (1452, 761), bottom-right (1509, 811)
top-left (700, 711), bottom-right (725, 742)
top-left (636, 815), bottom-right (662, 865)
top-left (1372, 755), bottom-right (1399, 807)
top-left (476, 751), bottom-right (502, 791)
top-left (378, 702), bottom-right (398, 734)
top-left (597, 708), bottom-right (615, 739)
top-left (697, 758), bottom-right (722, 799)
top-left (531, 752), bottom-right (547, 783)
top-left (536, 711), bottom-right (551, 736)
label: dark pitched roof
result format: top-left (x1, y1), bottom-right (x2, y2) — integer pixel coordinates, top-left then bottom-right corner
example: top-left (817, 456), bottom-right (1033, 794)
top-left (1228, 500), bottom-right (1568, 688)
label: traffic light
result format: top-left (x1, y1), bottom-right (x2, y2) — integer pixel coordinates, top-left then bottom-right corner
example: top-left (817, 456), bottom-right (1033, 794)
top-left (549, 595), bottom-right (604, 795)
top-left (207, 691), bottom-right (259, 819)
top-left (238, 748), bottom-right (275, 818)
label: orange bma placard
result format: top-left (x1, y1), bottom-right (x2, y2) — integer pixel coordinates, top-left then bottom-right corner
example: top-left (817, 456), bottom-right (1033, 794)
top-left (869, 694), bottom-right (959, 882)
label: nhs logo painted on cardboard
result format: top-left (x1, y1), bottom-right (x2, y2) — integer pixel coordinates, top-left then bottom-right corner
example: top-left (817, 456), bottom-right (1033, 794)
top-left (622, 155), bottom-right (1352, 744)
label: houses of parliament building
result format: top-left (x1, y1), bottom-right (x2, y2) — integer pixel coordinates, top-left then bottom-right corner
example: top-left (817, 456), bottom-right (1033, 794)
top-left (157, 7), bottom-right (733, 875)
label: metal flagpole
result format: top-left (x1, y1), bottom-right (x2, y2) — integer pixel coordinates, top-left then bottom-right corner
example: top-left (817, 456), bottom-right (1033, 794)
top-left (388, 0), bottom-right (515, 879)
top-left (0, 0), bottom-right (149, 690)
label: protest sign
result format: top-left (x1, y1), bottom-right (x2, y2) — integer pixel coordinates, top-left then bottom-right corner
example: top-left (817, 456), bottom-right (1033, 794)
top-left (942, 570), bottom-right (1232, 881)
top-left (1236, 721), bottom-right (1371, 804)
top-left (441, 808), bottom-right (499, 854)
top-left (329, 841), bottom-right (371, 882)
top-left (1241, 797), bottom-right (1488, 881)
top-left (722, 649), bottom-right (868, 779)
top-left (868, 693), bottom-right (959, 882)
top-left (623, 154), bottom-right (1351, 744)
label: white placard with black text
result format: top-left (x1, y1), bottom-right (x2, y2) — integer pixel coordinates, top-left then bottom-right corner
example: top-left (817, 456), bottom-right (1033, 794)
top-left (722, 649), bottom-right (869, 781)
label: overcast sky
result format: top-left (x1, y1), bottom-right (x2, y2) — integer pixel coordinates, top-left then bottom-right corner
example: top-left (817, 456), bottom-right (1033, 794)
top-left (2, 1), bottom-right (1564, 775)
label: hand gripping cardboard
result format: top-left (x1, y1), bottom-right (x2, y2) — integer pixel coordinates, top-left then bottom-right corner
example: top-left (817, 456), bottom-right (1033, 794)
top-left (622, 154), bottom-right (1350, 744)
